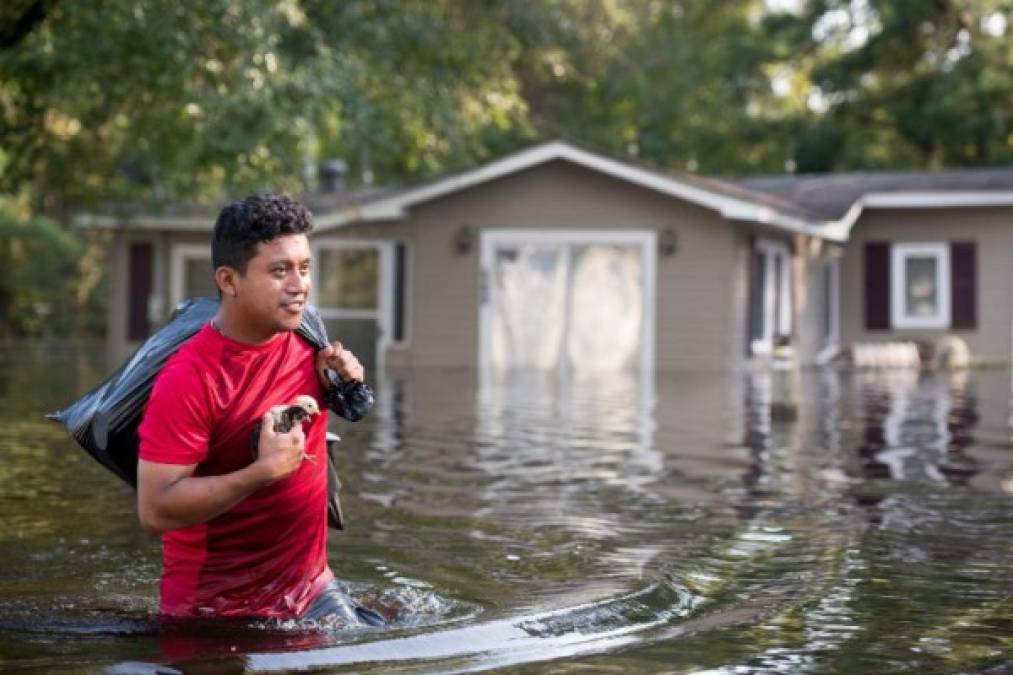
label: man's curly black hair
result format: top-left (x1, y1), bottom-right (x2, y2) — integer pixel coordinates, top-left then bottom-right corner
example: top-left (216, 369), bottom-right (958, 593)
top-left (212, 194), bottom-right (314, 274)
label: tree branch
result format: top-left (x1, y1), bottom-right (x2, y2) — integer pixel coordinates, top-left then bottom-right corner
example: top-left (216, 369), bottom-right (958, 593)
top-left (0, 0), bottom-right (55, 50)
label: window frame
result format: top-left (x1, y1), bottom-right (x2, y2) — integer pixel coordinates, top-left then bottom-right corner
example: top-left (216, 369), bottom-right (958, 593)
top-left (478, 229), bottom-right (657, 377)
top-left (890, 242), bottom-right (951, 330)
top-left (750, 238), bottom-right (792, 356)
top-left (169, 243), bottom-right (215, 309)
top-left (310, 238), bottom-right (404, 363)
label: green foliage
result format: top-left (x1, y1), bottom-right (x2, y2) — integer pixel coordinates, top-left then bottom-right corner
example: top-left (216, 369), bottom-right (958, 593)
top-left (0, 0), bottom-right (538, 206)
top-left (765, 0), bottom-right (1013, 170)
top-left (508, 1), bottom-right (787, 173)
top-left (0, 197), bottom-right (96, 337)
top-left (0, 0), bottom-right (1010, 336)
top-left (3, 0), bottom-right (1009, 203)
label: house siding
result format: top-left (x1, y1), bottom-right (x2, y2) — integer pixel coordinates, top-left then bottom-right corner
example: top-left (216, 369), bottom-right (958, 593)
top-left (108, 230), bottom-right (211, 360)
top-left (97, 154), bottom-right (1013, 372)
top-left (321, 161), bottom-right (746, 372)
top-left (840, 208), bottom-right (1013, 362)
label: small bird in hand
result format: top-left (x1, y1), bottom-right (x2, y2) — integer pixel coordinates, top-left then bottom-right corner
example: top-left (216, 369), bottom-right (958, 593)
top-left (250, 395), bottom-right (321, 462)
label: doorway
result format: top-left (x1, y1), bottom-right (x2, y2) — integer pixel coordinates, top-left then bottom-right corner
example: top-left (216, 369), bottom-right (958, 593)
top-left (749, 239), bottom-right (792, 356)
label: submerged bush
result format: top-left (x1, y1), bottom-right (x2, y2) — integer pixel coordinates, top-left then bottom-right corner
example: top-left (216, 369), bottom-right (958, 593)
top-left (0, 197), bottom-right (106, 338)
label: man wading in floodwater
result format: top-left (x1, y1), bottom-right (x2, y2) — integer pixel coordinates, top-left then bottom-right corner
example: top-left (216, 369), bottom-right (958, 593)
top-left (137, 194), bottom-right (381, 625)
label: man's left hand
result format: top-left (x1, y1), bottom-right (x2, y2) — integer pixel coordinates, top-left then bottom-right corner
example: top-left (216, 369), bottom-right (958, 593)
top-left (316, 341), bottom-right (365, 388)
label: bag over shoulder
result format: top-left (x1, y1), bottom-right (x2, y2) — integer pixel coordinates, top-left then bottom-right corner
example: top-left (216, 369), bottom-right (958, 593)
top-left (48, 296), bottom-right (370, 531)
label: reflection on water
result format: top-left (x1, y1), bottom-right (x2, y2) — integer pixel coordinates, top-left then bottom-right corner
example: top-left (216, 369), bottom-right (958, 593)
top-left (0, 341), bottom-right (1012, 673)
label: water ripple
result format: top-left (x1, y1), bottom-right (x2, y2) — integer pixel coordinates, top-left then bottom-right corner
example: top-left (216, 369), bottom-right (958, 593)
top-left (2, 348), bottom-right (1013, 672)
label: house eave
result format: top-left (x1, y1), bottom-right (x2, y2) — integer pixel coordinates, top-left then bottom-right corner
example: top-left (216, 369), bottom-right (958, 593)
top-left (75, 151), bottom-right (1013, 244)
top-left (824, 190), bottom-right (1013, 240)
top-left (74, 213), bottom-right (214, 231)
top-left (314, 141), bottom-right (829, 239)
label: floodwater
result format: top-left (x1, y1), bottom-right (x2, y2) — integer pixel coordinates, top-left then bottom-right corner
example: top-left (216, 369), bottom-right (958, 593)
top-left (1, 341), bottom-right (1012, 674)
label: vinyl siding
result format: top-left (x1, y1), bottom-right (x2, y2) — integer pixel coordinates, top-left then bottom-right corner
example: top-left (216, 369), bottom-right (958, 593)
top-left (324, 161), bottom-right (745, 371)
top-left (840, 208), bottom-right (1013, 362)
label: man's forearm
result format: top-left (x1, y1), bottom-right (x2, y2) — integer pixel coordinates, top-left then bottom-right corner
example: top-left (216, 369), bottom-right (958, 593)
top-left (140, 463), bottom-right (269, 535)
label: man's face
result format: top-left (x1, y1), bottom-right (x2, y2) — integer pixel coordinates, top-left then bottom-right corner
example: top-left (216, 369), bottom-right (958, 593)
top-left (231, 234), bottom-right (312, 334)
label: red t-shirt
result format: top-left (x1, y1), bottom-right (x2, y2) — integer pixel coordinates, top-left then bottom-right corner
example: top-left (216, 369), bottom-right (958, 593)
top-left (138, 323), bottom-right (333, 618)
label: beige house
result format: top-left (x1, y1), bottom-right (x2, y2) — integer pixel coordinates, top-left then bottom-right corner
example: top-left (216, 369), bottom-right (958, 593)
top-left (80, 141), bottom-right (1013, 372)
top-left (740, 169), bottom-right (1013, 366)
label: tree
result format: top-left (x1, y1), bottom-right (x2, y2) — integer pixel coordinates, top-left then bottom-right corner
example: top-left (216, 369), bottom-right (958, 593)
top-left (0, 1), bottom-right (539, 335)
top-left (508, 0), bottom-right (790, 174)
top-left (765, 0), bottom-right (1013, 170)
top-left (0, 196), bottom-right (100, 336)
top-left (0, 0), bottom-right (1010, 336)
top-left (0, 0), bottom-right (538, 211)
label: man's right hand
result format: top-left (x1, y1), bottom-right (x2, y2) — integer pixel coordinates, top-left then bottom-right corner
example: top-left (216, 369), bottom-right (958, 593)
top-left (254, 407), bottom-right (306, 483)
top-left (138, 408), bottom-right (308, 536)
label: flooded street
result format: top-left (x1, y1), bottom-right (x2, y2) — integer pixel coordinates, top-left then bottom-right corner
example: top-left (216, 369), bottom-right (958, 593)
top-left (0, 342), bottom-right (1011, 673)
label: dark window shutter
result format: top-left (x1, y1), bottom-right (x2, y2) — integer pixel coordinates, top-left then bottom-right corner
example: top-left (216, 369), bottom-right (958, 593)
top-left (864, 242), bottom-right (890, 330)
top-left (745, 234), bottom-right (758, 354)
top-left (127, 242), bottom-right (153, 341)
top-left (393, 242), bottom-right (407, 342)
top-left (950, 241), bottom-right (976, 330)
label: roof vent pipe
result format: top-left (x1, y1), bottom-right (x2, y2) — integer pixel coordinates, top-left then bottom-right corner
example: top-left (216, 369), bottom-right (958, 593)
top-left (318, 159), bottom-right (348, 194)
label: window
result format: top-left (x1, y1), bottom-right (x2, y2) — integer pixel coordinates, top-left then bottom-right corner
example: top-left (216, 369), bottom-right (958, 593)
top-left (312, 240), bottom-right (402, 372)
top-left (170, 244), bottom-right (218, 309)
top-left (890, 243), bottom-right (950, 329)
top-left (750, 239), bottom-right (792, 355)
top-left (316, 247), bottom-right (380, 310)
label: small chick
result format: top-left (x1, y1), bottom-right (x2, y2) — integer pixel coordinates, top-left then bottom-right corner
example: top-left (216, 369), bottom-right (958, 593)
top-left (250, 395), bottom-right (321, 462)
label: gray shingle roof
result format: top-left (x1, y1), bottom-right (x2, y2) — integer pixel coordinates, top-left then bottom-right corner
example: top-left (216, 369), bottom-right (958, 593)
top-left (80, 143), bottom-right (1013, 230)
top-left (733, 167), bottom-right (1013, 220)
top-left (82, 184), bottom-right (407, 224)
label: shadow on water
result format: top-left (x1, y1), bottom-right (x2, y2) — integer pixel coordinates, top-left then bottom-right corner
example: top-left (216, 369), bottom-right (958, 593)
top-left (1, 341), bottom-right (1012, 673)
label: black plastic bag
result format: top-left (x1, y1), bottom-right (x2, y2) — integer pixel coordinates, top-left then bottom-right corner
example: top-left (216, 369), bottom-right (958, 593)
top-left (48, 296), bottom-right (372, 531)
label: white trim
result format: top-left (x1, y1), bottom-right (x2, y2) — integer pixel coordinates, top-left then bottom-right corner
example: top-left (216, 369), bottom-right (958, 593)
top-left (865, 191), bottom-right (1013, 209)
top-left (72, 142), bottom-right (1013, 248)
top-left (750, 239), bottom-right (792, 356)
top-left (310, 239), bottom-right (395, 372)
top-left (75, 213), bottom-right (213, 231)
top-left (815, 257), bottom-right (841, 365)
top-left (823, 257), bottom-right (841, 348)
top-left (318, 308), bottom-right (380, 321)
top-left (77, 185), bottom-right (1013, 243)
top-left (890, 242), bottom-right (951, 329)
top-left (169, 243), bottom-right (214, 309)
top-left (478, 229), bottom-right (657, 376)
top-left (815, 343), bottom-right (842, 365)
top-left (824, 191), bottom-right (1013, 241)
top-left (315, 141), bottom-right (818, 237)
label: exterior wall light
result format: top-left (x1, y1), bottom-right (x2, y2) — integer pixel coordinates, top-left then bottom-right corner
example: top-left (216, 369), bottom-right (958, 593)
top-left (453, 224), bottom-right (474, 255)
top-left (659, 228), bottom-right (677, 256)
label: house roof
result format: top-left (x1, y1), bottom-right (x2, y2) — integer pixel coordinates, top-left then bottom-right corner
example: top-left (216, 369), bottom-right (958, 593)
top-left (736, 168), bottom-right (1013, 220)
top-left (72, 184), bottom-right (405, 232)
top-left (312, 141), bottom-right (818, 236)
top-left (76, 141), bottom-right (1013, 242)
